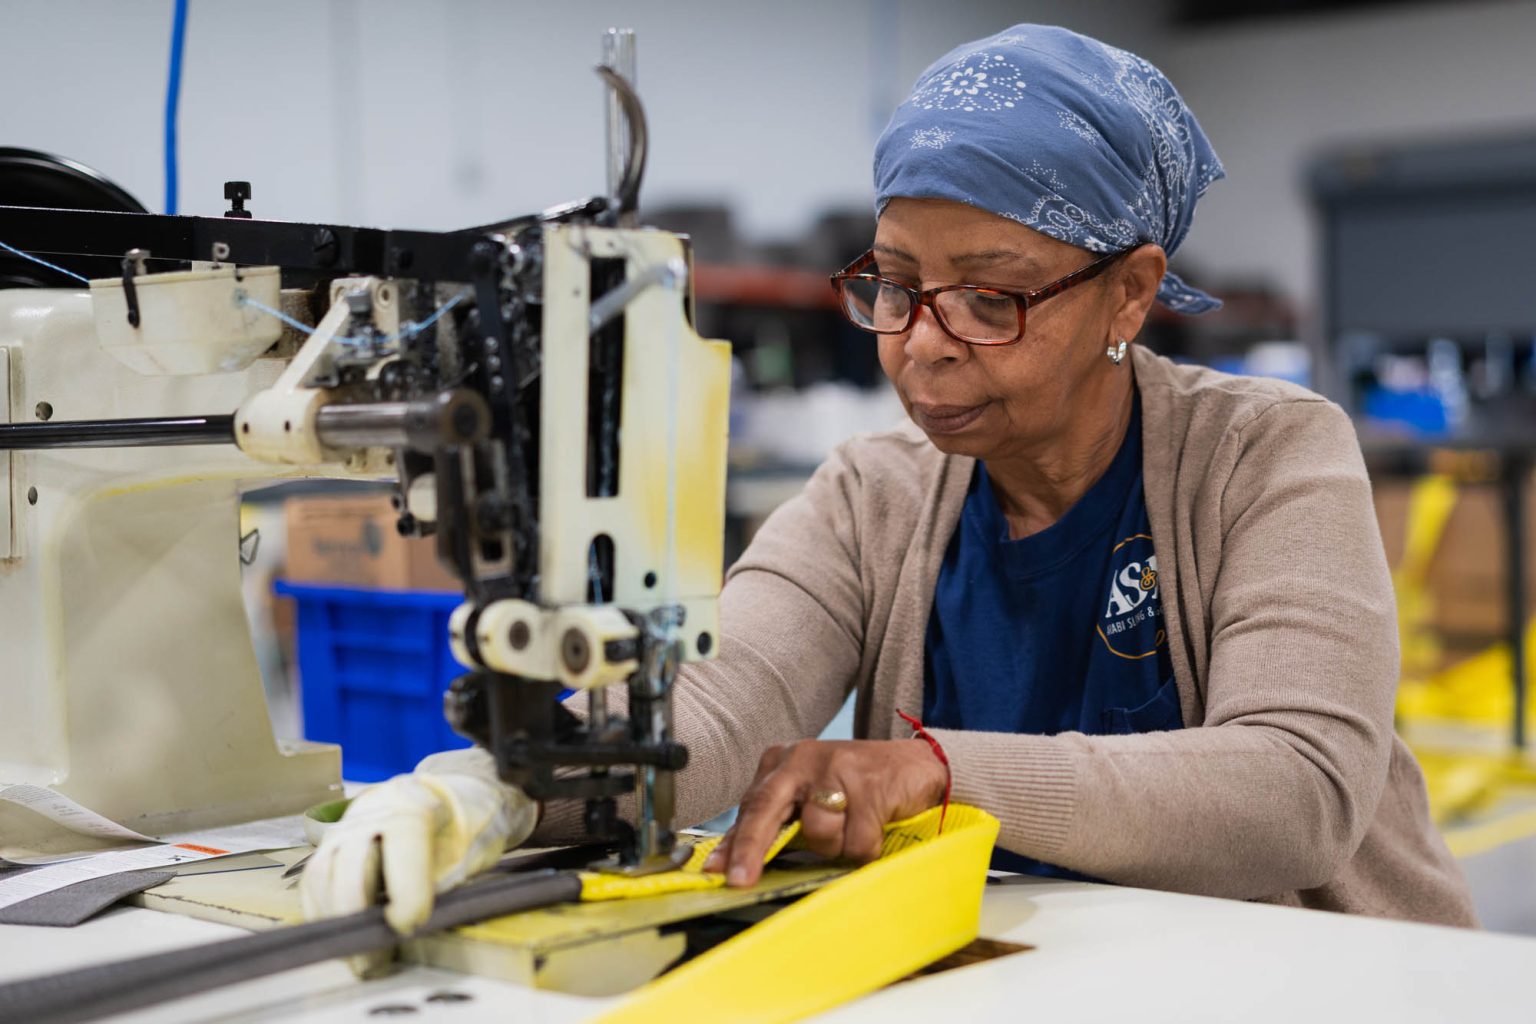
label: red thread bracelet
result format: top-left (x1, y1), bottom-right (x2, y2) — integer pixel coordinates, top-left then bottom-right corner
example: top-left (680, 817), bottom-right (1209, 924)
top-left (897, 708), bottom-right (951, 831)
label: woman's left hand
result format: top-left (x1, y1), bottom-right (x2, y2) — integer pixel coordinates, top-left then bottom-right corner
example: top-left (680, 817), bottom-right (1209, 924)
top-left (704, 738), bottom-right (948, 887)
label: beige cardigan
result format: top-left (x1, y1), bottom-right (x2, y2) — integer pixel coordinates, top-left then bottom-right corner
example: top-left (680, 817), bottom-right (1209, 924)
top-left (545, 345), bottom-right (1476, 927)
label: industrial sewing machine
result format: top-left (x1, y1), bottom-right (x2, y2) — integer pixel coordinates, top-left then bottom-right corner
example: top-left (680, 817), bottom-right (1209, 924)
top-left (0, 38), bottom-right (728, 876)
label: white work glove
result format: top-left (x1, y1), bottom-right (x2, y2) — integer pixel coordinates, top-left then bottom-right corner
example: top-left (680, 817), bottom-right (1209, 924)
top-left (299, 747), bottom-right (538, 975)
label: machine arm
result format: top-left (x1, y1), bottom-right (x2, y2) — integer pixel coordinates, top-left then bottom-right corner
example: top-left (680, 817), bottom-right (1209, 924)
top-left (0, 55), bottom-right (728, 875)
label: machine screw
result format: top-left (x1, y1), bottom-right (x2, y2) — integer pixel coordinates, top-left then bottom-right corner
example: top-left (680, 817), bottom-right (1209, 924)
top-left (425, 991), bottom-right (474, 1004)
top-left (312, 228), bottom-right (339, 267)
top-left (223, 181), bottom-right (252, 219)
top-left (561, 627), bottom-right (591, 674)
top-left (510, 621), bottom-right (531, 650)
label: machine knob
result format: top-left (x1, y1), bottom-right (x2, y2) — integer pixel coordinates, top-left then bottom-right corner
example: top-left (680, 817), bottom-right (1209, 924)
top-left (223, 181), bottom-right (252, 219)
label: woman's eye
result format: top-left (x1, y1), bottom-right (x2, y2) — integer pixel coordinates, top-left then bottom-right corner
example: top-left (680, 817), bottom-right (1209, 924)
top-left (963, 290), bottom-right (1016, 321)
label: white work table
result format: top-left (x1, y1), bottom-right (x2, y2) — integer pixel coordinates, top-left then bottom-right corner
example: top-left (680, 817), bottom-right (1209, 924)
top-left (1, 878), bottom-right (1530, 1023)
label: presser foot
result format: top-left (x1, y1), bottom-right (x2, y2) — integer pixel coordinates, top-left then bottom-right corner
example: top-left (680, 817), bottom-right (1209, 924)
top-left (594, 844), bottom-right (692, 877)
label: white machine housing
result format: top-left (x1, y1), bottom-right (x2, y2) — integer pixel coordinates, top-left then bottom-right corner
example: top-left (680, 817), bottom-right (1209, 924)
top-left (0, 282), bottom-right (343, 859)
top-left (0, 223), bottom-right (731, 863)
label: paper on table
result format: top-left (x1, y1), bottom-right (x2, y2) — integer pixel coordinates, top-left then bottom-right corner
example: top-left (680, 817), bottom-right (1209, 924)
top-left (157, 816), bottom-right (307, 854)
top-left (0, 782), bottom-right (309, 865)
top-left (0, 814), bottom-right (309, 911)
top-left (0, 785), bottom-right (159, 844)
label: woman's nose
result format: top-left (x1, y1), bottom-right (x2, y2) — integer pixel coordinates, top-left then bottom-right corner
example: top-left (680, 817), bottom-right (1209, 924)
top-left (904, 304), bottom-right (967, 366)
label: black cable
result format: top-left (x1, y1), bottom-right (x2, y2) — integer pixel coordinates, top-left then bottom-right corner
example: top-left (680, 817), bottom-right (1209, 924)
top-left (0, 869), bottom-right (583, 1024)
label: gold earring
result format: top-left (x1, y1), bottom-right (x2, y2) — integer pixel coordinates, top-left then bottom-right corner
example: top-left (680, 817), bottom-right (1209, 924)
top-left (1107, 338), bottom-right (1128, 365)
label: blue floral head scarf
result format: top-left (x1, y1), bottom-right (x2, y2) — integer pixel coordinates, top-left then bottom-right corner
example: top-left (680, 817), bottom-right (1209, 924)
top-left (874, 25), bottom-right (1225, 314)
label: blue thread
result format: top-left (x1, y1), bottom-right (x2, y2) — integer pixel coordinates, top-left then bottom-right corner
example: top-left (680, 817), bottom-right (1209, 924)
top-left (589, 548), bottom-right (605, 604)
top-left (164, 0), bottom-right (189, 214)
top-left (394, 292), bottom-right (467, 341)
top-left (0, 240), bottom-right (91, 284)
top-left (235, 289), bottom-right (469, 347)
top-left (234, 293), bottom-right (315, 336)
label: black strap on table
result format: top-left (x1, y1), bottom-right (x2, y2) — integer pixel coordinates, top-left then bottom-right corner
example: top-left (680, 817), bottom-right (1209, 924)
top-left (0, 868), bottom-right (583, 1024)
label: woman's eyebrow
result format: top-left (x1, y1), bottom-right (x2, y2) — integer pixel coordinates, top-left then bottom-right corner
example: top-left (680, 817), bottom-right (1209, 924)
top-left (873, 244), bottom-right (1043, 273)
top-left (948, 249), bottom-right (1042, 271)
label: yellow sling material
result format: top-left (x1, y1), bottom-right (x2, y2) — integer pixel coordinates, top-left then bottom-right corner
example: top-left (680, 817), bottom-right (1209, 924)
top-left (575, 822), bottom-right (801, 903)
top-left (589, 803), bottom-right (1000, 1024)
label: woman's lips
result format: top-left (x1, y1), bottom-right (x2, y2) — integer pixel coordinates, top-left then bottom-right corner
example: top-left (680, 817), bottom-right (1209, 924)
top-left (911, 401), bottom-right (988, 434)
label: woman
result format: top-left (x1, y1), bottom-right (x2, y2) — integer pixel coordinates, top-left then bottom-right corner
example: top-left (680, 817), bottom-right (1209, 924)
top-left (303, 24), bottom-right (1476, 941)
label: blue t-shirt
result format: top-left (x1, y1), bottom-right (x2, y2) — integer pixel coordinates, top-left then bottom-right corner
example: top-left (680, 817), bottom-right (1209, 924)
top-left (922, 402), bottom-right (1180, 877)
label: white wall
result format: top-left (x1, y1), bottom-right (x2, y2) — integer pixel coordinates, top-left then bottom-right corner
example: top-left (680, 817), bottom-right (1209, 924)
top-left (1158, 0), bottom-right (1536, 313)
top-left (0, 0), bottom-right (1161, 242)
top-left (8, 0), bottom-right (1527, 318)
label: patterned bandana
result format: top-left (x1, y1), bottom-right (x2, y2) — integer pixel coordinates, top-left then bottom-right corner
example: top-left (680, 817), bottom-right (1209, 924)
top-left (874, 25), bottom-right (1225, 314)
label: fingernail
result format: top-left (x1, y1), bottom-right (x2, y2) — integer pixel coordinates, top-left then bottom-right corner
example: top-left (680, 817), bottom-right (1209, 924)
top-left (727, 866), bottom-right (748, 887)
top-left (703, 851), bottom-right (721, 871)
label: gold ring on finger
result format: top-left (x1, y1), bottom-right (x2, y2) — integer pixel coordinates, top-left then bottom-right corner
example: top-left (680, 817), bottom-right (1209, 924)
top-left (809, 789), bottom-right (848, 813)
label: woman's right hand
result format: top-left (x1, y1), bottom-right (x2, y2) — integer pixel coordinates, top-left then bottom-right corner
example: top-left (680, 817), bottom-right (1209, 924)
top-left (703, 738), bottom-right (948, 888)
top-left (298, 748), bottom-right (537, 976)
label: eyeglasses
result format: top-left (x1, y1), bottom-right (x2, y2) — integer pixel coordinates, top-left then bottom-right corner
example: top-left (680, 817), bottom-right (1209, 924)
top-left (829, 247), bottom-right (1130, 346)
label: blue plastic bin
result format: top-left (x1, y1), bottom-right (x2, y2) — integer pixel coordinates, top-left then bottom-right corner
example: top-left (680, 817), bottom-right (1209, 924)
top-left (275, 581), bottom-right (469, 782)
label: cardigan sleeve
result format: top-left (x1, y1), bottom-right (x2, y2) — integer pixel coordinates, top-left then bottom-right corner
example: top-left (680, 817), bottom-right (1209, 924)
top-left (531, 441), bottom-right (869, 843)
top-left (930, 398), bottom-right (1400, 899)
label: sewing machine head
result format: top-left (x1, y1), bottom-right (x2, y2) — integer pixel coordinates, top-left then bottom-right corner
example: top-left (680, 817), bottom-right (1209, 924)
top-left (0, 54), bottom-right (729, 872)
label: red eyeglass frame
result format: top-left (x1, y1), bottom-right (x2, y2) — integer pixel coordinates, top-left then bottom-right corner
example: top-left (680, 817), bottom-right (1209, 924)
top-left (828, 246), bottom-right (1133, 345)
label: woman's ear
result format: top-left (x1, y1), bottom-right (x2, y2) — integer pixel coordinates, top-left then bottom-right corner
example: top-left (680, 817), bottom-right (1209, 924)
top-left (1111, 244), bottom-right (1167, 343)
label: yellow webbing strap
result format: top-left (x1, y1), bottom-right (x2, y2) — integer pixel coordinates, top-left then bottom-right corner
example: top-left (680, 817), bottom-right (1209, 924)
top-left (577, 824), bottom-right (800, 902)
top-left (591, 803), bottom-right (1000, 1024)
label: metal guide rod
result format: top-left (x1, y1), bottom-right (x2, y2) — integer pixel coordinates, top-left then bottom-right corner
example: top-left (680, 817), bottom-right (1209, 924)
top-left (0, 414), bottom-right (234, 449)
top-left (0, 869), bottom-right (583, 1024)
top-left (0, 392), bottom-right (488, 454)
top-left (602, 28), bottom-right (637, 225)
top-left (313, 391), bottom-right (491, 452)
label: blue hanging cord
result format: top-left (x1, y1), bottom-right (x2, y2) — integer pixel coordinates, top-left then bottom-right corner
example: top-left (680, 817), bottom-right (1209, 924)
top-left (164, 0), bottom-right (189, 214)
top-left (0, 239), bottom-right (91, 284)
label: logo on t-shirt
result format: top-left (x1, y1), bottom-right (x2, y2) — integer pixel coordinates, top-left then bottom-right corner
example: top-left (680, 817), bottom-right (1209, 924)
top-left (1098, 533), bottom-right (1166, 659)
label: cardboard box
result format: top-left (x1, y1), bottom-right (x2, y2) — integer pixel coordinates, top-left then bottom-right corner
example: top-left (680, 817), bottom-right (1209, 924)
top-left (283, 494), bottom-right (461, 593)
top-left (1373, 478), bottom-right (1532, 642)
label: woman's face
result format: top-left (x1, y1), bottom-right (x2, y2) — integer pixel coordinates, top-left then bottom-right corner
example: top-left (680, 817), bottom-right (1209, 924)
top-left (873, 197), bottom-right (1149, 463)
